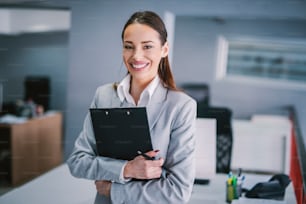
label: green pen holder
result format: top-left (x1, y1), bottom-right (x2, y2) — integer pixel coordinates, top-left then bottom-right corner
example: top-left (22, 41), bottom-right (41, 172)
top-left (226, 181), bottom-right (243, 203)
top-left (226, 182), bottom-right (235, 203)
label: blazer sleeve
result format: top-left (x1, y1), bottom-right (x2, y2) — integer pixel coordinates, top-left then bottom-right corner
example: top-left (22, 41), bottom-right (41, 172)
top-left (110, 98), bottom-right (197, 204)
top-left (66, 87), bottom-right (129, 184)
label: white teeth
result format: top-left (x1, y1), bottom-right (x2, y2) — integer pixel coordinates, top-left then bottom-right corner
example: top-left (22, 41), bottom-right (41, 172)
top-left (132, 64), bottom-right (147, 69)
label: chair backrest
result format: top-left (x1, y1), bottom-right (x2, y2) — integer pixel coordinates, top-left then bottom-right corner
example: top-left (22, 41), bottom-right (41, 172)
top-left (198, 107), bottom-right (233, 173)
top-left (180, 83), bottom-right (210, 109)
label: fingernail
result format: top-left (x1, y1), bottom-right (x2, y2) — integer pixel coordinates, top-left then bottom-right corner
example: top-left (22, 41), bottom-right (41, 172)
top-left (154, 150), bottom-right (160, 152)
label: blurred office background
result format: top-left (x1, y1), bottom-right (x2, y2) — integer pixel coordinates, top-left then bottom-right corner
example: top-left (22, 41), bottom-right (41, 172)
top-left (0, 0), bottom-right (306, 196)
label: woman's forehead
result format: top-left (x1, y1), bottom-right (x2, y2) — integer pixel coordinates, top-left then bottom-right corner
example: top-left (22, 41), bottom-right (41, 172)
top-left (123, 23), bottom-right (160, 43)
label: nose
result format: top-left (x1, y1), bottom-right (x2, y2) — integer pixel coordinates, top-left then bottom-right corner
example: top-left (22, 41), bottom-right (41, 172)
top-left (132, 47), bottom-right (143, 59)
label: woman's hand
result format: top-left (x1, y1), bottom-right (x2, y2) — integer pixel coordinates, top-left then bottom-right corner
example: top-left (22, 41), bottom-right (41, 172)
top-left (95, 180), bottom-right (111, 197)
top-left (123, 150), bottom-right (164, 179)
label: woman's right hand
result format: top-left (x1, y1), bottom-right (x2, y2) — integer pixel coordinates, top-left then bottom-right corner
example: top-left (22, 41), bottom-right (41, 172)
top-left (123, 150), bottom-right (164, 180)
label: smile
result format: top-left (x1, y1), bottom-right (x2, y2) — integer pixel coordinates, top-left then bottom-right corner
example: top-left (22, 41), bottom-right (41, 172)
top-left (131, 63), bottom-right (149, 69)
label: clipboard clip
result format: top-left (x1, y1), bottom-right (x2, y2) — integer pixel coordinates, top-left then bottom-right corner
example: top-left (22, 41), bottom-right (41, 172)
top-left (104, 110), bottom-right (131, 115)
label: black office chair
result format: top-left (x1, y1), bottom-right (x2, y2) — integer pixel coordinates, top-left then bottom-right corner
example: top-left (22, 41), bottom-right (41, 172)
top-left (198, 107), bottom-right (233, 174)
top-left (180, 83), bottom-right (210, 109)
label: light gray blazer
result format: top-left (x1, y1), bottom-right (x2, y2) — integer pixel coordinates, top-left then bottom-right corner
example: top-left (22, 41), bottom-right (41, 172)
top-left (67, 82), bottom-right (197, 204)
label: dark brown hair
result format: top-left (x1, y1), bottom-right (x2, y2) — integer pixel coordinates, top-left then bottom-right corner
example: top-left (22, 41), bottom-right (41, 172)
top-left (121, 11), bottom-right (178, 91)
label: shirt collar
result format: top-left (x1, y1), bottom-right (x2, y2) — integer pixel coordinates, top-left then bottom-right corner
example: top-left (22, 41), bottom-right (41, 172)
top-left (117, 74), bottom-right (160, 106)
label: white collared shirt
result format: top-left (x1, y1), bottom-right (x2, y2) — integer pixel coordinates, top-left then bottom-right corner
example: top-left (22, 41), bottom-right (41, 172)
top-left (117, 74), bottom-right (160, 106)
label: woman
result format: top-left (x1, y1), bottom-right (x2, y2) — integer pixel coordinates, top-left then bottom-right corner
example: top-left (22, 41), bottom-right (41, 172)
top-left (67, 10), bottom-right (197, 204)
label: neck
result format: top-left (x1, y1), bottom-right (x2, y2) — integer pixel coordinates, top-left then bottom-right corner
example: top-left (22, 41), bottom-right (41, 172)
top-left (129, 77), bottom-right (153, 104)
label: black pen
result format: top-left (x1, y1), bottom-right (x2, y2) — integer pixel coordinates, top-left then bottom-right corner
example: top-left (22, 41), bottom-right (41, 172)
top-left (137, 150), bottom-right (155, 160)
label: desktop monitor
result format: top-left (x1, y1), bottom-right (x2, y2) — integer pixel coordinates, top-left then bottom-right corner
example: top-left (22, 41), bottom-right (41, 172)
top-left (194, 118), bottom-right (217, 183)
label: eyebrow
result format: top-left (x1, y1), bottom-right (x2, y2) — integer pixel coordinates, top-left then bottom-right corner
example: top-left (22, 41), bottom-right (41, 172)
top-left (124, 40), bottom-right (154, 44)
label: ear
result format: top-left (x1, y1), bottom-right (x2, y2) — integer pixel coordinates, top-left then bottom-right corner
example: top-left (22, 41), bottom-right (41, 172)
top-left (161, 42), bottom-right (169, 58)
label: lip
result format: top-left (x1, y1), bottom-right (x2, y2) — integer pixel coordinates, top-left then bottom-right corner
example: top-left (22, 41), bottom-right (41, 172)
top-left (130, 62), bottom-right (149, 70)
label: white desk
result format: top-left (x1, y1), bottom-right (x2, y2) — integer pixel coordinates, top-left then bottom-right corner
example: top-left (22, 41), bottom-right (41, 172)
top-left (0, 164), bottom-right (296, 204)
top-left (190, 174), bottom-right (296, 204)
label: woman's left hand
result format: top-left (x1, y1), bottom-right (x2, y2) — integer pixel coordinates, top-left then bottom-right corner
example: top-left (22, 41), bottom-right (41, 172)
top-left (95, 180), bottom-right (111, 197)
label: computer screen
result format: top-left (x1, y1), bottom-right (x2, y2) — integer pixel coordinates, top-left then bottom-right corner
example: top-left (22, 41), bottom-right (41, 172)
top-left (194, 118), bottom-right (217, 182)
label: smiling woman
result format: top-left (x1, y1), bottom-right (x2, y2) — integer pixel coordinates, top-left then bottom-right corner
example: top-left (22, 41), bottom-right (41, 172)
top-left (67, 10), bottom-right (197, 204)
top-left (122, 23), bottom-right (169, 103)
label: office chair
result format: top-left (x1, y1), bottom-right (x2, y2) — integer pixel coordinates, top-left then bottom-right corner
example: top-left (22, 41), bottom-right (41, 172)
top-left (198, 107), bottom-right (233, 174)
top-left (180, 83), bottom-right (210, 109)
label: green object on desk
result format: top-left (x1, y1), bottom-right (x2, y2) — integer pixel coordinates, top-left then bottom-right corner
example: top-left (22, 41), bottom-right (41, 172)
top-left (227, 173), bottom-right (244, 202)
top-left (226, 182), bottom-right (235, 203)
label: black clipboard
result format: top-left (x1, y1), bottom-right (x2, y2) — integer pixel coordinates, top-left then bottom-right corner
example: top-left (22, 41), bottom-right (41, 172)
top-left (90, 107), bottom-right (153, 160)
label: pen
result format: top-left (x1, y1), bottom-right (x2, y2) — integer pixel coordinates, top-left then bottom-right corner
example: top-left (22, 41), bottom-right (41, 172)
top-left (137, 150), bottom-right (155, 160)
top-left (238, 168), bottom-right (242, 177)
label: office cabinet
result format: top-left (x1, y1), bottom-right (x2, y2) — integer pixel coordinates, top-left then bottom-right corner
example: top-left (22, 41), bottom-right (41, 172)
top-left (0, 112), bottom-right (63, 186)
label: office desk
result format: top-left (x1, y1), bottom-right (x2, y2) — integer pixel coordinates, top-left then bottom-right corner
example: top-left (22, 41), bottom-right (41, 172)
top-left (191, 174), bottom-right (295, 204)
top-left (0, 112), bottom-right (63, 186)
top-left (0, 164), bottom-right (296, 204)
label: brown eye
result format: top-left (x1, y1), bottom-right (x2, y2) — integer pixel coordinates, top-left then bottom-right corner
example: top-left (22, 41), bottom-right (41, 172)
top-left (124, 45), bottom-right (133, 50)
top-left (144, 45), bottom-right (153, 49)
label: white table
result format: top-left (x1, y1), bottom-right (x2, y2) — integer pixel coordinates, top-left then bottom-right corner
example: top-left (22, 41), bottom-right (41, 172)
top-left (190, 174), bottom-right (296, 204)
top-left (0, 164), bottom-right (95, 204)
top-left (0, 164), bottom-right (296, 204)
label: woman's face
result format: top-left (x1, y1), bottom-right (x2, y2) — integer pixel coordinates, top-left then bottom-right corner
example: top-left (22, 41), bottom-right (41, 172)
top-left (122, 23), bottom-right (168, 84)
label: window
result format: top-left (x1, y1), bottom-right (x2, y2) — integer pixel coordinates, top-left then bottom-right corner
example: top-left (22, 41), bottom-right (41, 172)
top-left (216, 36), bottom-right (306, 89)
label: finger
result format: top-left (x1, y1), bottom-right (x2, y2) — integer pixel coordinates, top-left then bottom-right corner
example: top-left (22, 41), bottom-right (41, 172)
top-left (141, 158), bottom-right (164, 168)
top-left (150, 157), bottom-right (164, 167)
top-left (146, 167), bottom-right (163, 179)
top-left (145, 150), bottom-right (160, 158)
top-left (134, 155), bottom-right (146, 162)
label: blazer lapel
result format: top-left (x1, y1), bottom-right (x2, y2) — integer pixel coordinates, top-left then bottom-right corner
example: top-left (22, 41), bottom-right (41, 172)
top-left (146, 83), bottom-right (168, 131)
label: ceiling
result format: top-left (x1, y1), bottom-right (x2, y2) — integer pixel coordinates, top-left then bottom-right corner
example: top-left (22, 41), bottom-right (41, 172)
top-left (0, 0), bottom-right (71, 35)
top-left (0, 0), bottom-right (70, 9)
